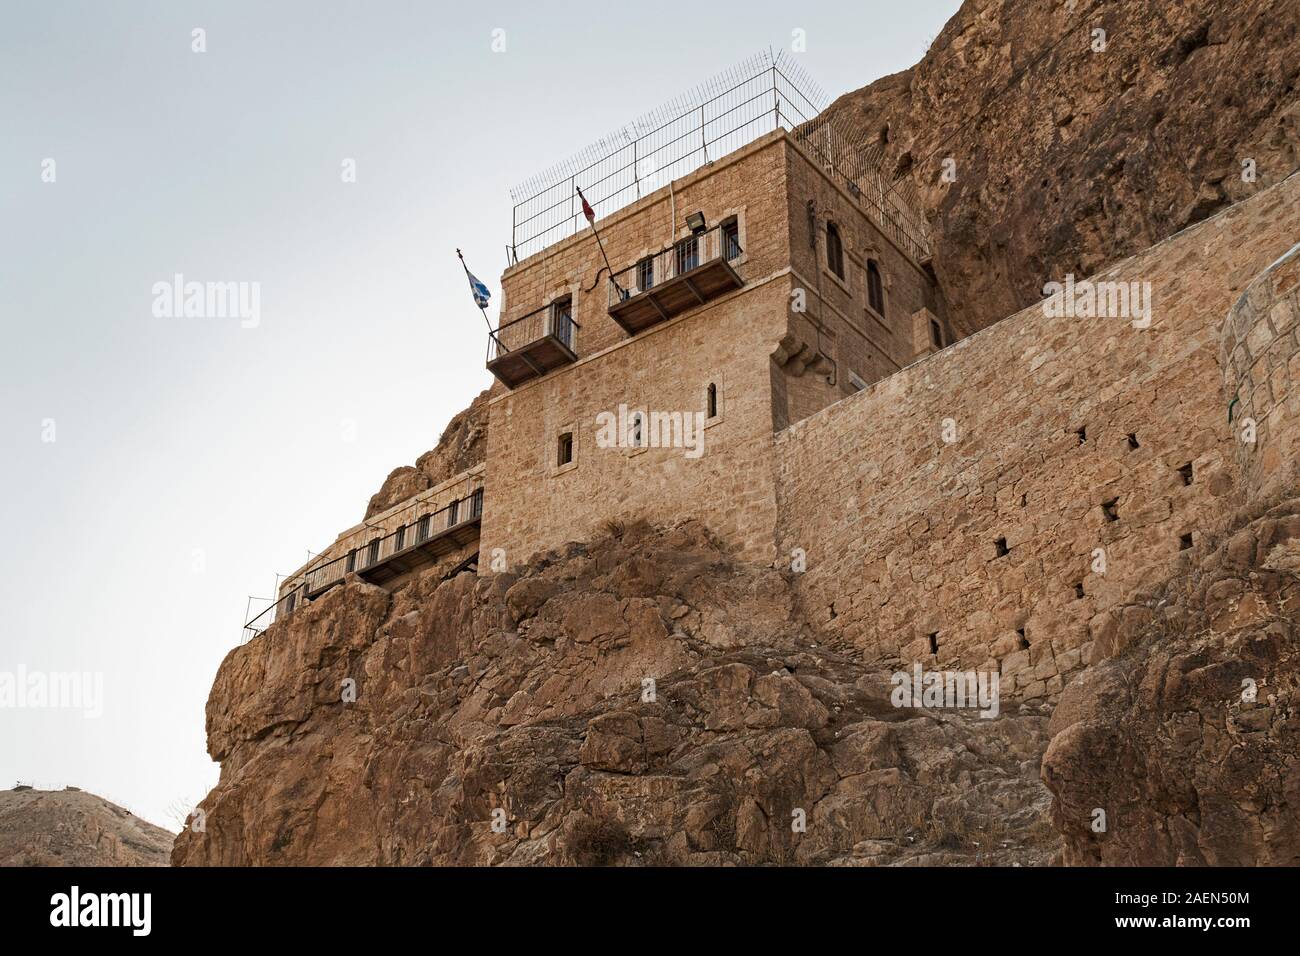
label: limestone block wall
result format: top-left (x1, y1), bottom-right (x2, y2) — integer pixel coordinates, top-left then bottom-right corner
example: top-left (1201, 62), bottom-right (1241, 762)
top-left (480, 277), bottom-right (792, 569)
top-left (1219, 238), bottom-right (1300, 501)
top-left (773, 173), bottom-right (1300, 700)
top-left (780, 135), bottom-right (948, 406)
top-left (497, 130), bottom-right (792, 371)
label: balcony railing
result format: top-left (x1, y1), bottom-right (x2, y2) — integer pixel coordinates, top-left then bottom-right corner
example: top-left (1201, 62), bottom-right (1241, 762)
top-left (607, 223), bottom-right (744, 334)
top-left (242, 483), bottom-right (484, 643)
top-left (486, 300), bottom-right (581, 389)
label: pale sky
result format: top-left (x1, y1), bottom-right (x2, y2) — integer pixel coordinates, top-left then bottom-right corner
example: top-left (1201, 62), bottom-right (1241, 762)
top-left (0, 0), bottom-right (962, 829)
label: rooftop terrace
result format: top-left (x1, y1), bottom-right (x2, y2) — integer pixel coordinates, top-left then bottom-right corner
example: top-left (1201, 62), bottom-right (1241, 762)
top-left (507, 49), bottom-right (931, 265)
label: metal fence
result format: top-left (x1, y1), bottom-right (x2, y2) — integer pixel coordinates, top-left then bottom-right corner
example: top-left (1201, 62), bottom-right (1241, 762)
top-left (508, 48), bottom-right (930, 264)
top-left (241, 483), bottom-right (484, 644)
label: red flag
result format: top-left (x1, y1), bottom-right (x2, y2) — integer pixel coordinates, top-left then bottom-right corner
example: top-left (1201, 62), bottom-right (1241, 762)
top-left (577, 188), bottom-right (595, 225)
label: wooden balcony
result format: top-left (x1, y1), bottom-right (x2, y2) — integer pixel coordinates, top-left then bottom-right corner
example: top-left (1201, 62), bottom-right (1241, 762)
top-left (303, 488), bottom-right (484, 600)
top-left (242, 486), bottom-right (485, 642)
top-left (608, 224), bottom-right (744, 335)
top-left (486, 302), bottom-right (580, 389)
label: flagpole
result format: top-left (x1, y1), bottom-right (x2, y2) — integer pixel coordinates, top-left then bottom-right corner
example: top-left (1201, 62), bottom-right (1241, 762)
top-left (456, 248), bottom-right (497, 337)
top-left (575, 187), bottom-right (624, 297)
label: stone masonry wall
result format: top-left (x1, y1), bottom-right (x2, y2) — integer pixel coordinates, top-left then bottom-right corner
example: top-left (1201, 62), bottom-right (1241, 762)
top-left (1220, 236), bottom-right (1300, 502)
top-left (482, 132), bottom-right (946, 571)
top-left (773, 173), bottom-right (1300, 700)
top-left (480, 277), bottom-right (792, 568)
top-left (497, 131), bottom-right (792, 373)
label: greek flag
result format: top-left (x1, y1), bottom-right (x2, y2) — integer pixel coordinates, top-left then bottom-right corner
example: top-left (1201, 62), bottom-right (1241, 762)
top-left (467, 271), bottom-right (491, 309)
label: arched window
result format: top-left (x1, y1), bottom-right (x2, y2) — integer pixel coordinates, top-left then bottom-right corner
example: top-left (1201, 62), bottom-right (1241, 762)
top-left (826, 221), bottom-right (845, 279)
top-left (866, 259), bottom-right (884, 314)
top-left (706, 382), bottom-right (718, 419)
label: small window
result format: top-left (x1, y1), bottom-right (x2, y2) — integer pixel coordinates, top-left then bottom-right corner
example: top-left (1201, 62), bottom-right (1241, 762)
top-left (345, 549), bottom-right (356, 572)
top-left (447, 498), bottom-right (460, 528)
top-left (928, 632), bottom-right (939, 655)
top-left (721, 218), bottom-right (741, 260)
top-left (1102, 497), bottom-right (1119, 522)
top-left (929, 318), bottom-right (943, 348)
top-left (706, 383), bottom-right (719, 419)
top-left (826, 221), bottom-right (845, 279)
top-left (995, 537), bottom-right (1009, 557)
top-left (636, 256), bottom-right (654, 292)
top-left (394, 525), bottom-right (406, 551)
top-left (557, 431), bottom-right (574, 466)
top-left (416, 515), bottom-right (430, 543)
top-left (366, 539), bottom-right (380, 566)
top-left (630, 412), bottom-right (644, 447)
top-left (866, 259), bottom-right (884, 313)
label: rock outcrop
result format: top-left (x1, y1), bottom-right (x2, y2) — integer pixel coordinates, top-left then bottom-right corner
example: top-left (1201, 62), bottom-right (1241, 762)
top-left (827, 0), bottom-right (1300, 337)
top-left (0, 787), bottom-right (173, 866)
top-left (175, 521), bottom-right (1057, 866)
top-left (365, 388), bottom-right (490, 519)
top-left (1042, 495), bottom-right (1300, 865)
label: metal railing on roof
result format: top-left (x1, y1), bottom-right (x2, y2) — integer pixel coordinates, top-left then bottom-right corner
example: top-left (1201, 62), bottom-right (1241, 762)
top-left (508, 49), bottom-right (930, 264)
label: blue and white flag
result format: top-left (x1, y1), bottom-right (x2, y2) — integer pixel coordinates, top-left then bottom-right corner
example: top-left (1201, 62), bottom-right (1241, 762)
top-left (467, 270), bottom-right (491, 309)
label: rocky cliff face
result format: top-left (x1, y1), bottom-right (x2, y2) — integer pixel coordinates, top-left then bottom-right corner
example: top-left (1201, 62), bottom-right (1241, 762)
top-left (827, 0), bottom-right (1300, 337)
top-left (0, 788), bottom-right (173, 866)
top-left (1043, 495), bottom-right (1300, 865)
top-left (175, 521), bottom-right (1057, 865)
top-left (365, 388), bottom-right (490, 519)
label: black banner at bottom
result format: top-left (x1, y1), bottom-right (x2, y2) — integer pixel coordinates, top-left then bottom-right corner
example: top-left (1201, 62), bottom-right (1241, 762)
top-left (0, 865), bottom-right (1276, 942)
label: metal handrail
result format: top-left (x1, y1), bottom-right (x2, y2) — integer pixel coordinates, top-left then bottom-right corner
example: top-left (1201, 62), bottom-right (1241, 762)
top-left (607, 223), bottom-right (740, 309)
top-left (242, 482), bottom-right (485, 643)
top-left (242, 584), bottom-right (305, 644)
top-left (486, 301), bottom-right (580, 363)
top-left (508, 49), bottom-right (931, 264)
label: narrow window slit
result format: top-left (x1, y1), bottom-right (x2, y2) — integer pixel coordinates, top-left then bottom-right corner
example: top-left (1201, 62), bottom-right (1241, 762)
top-left (995, 537), bottom-right (1009, 557)
top-left (928, 632), bottom-right (939, 655)
top-left (1074, 582), bottom-right (1086, 600)
top-left (1180, 532), bottom-right (1193, 551)
top-left (1127, 433), bottom-right (1140, 450)
top-left (1102, 498), bottom-right (1119, 522)
top-left (1017, 628), bottom-right (1029, 650)
top-left (1178, 462), bottom-right (1193, 486)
